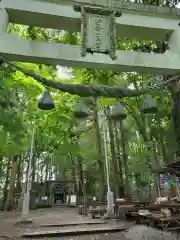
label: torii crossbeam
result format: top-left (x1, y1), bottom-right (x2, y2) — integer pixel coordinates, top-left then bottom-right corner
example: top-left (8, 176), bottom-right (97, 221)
top-left (0, 0), bottom-right (180, 73)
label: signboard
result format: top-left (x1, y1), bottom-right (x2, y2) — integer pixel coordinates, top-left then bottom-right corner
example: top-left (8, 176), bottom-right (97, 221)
top-left (86, 13), bottom-right (110, 53)
top-left (74, 5), bottom-right (121, 60)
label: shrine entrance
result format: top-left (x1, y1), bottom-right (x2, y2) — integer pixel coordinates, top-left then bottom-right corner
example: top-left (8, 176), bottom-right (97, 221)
top-left (52, 183), bottom-right (66, 205)
top-left (45, 180), bottom-right (75, 206)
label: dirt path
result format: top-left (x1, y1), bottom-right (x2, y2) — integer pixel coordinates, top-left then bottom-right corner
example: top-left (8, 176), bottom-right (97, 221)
top-left (0, 232), bottom-right (128, 240)
top-left (0, 210), bottom-right (178, 240)
top-left (0, 207), bottom-right (133, 239)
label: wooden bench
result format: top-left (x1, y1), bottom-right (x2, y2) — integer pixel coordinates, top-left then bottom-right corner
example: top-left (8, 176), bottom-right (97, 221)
top-left (136, 212), bottom-right (152, 225)
top-left (149, 215), bottom-right (180, 231)
top-left (137, 213), bottom-right (180, 231)
top-left (89, 207), bottom-right (107, 219)
top-left (117, 204), bottom-right (135, 219)
top-left (134, 201), bottom-right (151, 207)
top-left (119, 204), bottom-right (168, 220)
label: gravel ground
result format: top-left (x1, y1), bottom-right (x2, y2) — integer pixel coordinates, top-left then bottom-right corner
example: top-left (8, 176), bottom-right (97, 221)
top-left (2, 226), bottom-right (178, 240)
top-left (0, 209), bottom-right (179, 240)
top-left (45, 226), bottom-right (179, 240)
top-left (125, 225), bottom-right (178, 240)
top-left (0, 232), bottom-right (130, 240)
top-left (0, 232), bottom-right (127, 240)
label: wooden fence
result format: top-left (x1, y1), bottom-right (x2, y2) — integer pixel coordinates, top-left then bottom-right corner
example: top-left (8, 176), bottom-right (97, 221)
top-left (76, 195), bottom-right (107, 206)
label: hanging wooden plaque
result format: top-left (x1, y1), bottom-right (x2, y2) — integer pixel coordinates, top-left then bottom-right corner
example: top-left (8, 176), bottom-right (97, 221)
top-left (86, 13), bottom-right (109, 53)
top-left (74, 6), bottom-right (121, 60)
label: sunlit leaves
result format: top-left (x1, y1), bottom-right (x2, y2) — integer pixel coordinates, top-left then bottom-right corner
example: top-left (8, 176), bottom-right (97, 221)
top-left (0, 22), bottom-right (175, 192)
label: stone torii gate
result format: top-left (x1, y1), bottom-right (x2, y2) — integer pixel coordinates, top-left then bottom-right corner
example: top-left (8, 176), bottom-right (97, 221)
top-left (2, 0), bottom-right (179, 219)
top-left (0, 0), bottom-right (180, 74)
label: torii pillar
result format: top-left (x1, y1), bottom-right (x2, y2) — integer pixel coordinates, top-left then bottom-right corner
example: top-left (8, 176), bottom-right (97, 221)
top-left (0, 9), bottom-right (8, 35)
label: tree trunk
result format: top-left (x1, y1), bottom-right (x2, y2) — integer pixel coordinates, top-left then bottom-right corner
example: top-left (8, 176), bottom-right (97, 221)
top-left (115, 122), bottom-right (125, 198)
top-left (71, 166), bottom-right (77, 194)
top-left (94, 102), bottom-right (105, 200)
top-left (16, 155), bottom-right (22, 193)
top-left (107, 115), bottom-right (120, 198)
top-left (75, 166), bottom-right (80, 195)
top-left (77, 158), bottom-right (84, 196)
top-left (134, 173), bottom-right (142, 199)
top-left (40, 164), bottom-right (44, 183)
top-left (19, 155), bottom-right (29, 210)
top-left (49, 155), bottom-right (53, 180)
top-left (159, 131), bottom-right (167, 163)
top-left (70, 153), bottom-right (78, 194)
top-left (45, 161), bottom-right (49, 181)
top-left (31, 154), bottom-right (36, 182)
top-left (119, 120), bottom-right (131, 200)
top-left (3, 157), bottom-right (11, 208)
top-left (152, 140), bottom-right (158, 167)
top-left (5, 156), bottom-right (18, 211)
top-left (172, 91), bottom-right (180, 153)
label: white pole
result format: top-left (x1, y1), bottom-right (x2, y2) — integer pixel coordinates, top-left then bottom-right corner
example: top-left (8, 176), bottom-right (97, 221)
top-left (21, 124), bottom-right (36, 221)
top-left (103, 123), bottom-right (110, 192)
top-left (103, 122), bottom-right (114, 217)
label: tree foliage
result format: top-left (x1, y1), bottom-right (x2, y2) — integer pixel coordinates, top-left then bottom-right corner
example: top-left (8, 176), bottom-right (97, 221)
top-left (0, 1), bottom-right (180, 207)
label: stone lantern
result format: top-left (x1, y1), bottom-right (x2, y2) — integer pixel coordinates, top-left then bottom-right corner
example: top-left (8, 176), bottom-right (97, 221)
top-left (38, 90), bottom-right (55, 110)
top-left (74, 102), bottom-right (89, 119)
top-left (110, 102), bottom-right (127, 121)
top-left (141, 95), bottom-right (157, 114)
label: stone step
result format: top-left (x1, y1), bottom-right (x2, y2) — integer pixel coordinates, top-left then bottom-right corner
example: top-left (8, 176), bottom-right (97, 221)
top-left (39, 221), bottom-right (106, 227)
top-left (22, 224), bottom-right (126, 238)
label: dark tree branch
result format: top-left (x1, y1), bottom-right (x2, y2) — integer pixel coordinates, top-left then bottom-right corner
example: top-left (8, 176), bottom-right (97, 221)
top-left (1, 57), bottom-right (180, 99)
